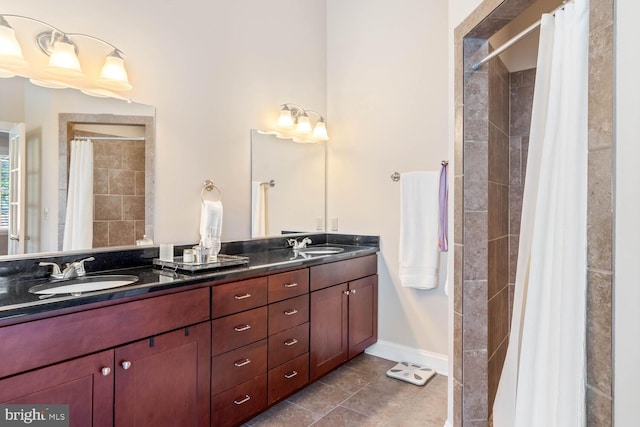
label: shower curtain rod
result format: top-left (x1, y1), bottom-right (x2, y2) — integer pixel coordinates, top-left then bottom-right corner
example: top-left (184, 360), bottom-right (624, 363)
top-left (73, 136), bottom-right (145, 141)
top-left (471, 2), bottom-right (569, 71)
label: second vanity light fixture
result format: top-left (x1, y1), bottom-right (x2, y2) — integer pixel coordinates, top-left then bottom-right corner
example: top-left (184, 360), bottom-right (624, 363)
top-left (0, 14), bottom-right (133, 98)
top-left (268, 103), bottom-right (329, 143)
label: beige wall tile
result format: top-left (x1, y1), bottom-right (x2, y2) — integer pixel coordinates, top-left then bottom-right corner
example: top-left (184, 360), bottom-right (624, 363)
top-left (94, 195), bottom-right (122, 221)
top-left (108, 221), bottom-right (134, 247)
top-left (463, 280), bottom-right (488, 351)
top-left (109, 170), bottom-right (136, 195)
top-left (587, 149), bottom-right (613, 271)
top-left (123, 196), bottom-right (145, 221)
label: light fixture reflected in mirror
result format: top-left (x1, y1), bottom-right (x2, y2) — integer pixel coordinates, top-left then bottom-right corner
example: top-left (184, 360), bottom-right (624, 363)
top-left (0, 14), bottom-right (133, 99)
top-left (264, 103), bottom-right (329, 143)
top-left (0, 16), bottom-right (27, 72)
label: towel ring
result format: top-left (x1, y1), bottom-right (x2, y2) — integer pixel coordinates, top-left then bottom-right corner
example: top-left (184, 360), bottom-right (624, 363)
top-left (201, 179), bottom-right (222, 204)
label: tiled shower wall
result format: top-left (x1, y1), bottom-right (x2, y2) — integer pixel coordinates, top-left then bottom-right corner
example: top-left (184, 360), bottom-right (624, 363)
top-left (454, 0), bottom-right (614, 425)
top-left (487, 52), bottom-right (511, 412)
top-left (508, 69), bottom-right (535, 322)
top-left (74, 132), bottom-right (146, 247)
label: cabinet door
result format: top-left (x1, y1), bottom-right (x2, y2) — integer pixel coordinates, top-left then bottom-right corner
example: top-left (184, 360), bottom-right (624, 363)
top-left (348, 275), bottom-right (378, 358)
top-left (0, 350), bottom-right (114, 427)
top-left (309, 283), bottom-right (348, 381)
top-left (115, 322), bottom-right (211, 427)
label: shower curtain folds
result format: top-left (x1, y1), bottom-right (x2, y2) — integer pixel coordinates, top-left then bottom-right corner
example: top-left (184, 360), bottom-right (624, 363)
top-left (493, 1), bottom-right (589, 426)
top-left (63, 139), bottom-right (94, 251)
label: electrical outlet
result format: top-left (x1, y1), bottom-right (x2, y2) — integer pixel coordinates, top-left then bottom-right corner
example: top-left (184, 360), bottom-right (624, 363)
top-left (330, 217), bottom-right (339, 231)
top-left (315, 217), bottom-right (324, 231)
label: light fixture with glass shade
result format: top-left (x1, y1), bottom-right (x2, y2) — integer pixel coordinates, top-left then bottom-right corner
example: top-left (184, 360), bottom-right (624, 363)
top-left (0, 14), bottom-right (134, 99)
top-left (0, 16), bottom-right (27, 76)
top-left (263, 103), bottom-right (329, 143)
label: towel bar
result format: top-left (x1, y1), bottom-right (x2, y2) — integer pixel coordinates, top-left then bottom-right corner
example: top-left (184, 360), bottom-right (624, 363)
top-left (391, 161), bottom-right (449, 182)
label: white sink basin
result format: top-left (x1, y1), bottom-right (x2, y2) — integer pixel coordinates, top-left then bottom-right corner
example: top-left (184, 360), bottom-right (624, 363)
top-left (297, 246), bottom-right (345, 255)
top-left (29, 275), bottom-right (139, 296)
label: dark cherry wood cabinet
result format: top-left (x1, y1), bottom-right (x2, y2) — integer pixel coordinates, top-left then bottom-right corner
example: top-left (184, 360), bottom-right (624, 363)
top-left (347, 274), bottom-right (378, 358)
top-left (309, 255), bottom-right (378, 381)
top-left (0, 350), bottom-right (114, 427)
top-left (309, 283), bottom-right (349, 380)
top-left (115, 322), bottom-right (211, 427)
top-left (0, 252), bottom-right (377, 427)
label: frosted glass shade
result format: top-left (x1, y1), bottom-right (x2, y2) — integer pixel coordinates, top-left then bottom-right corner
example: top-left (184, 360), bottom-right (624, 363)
top-left (296, 115), bottom-right (312, 134)
top-left (0, 25), bottom-right (27, 68)
top-left (47, 40), bottom-right (83, 79)
top-left (277, 108), bottom-right (294, 128)
top-left (97, 52), bottom-right (132, 91)
top-left (312, 120), bottom-right (329, 141)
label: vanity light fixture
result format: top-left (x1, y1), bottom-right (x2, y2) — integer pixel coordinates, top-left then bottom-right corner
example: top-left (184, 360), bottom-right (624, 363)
top-left (267, 103), bottom-right (329, 143)
top-left (0, 14), bottom-right (133, 98)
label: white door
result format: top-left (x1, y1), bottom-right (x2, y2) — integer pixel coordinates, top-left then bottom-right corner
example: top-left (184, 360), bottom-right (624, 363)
top-left (8, 123), bottom-right (26, 255)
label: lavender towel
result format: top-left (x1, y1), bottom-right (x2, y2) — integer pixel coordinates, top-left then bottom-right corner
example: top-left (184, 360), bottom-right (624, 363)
top-left (438, 163), bottom-right (449, 252)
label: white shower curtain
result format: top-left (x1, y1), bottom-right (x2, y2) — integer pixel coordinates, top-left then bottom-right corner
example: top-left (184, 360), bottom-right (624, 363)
top-left (63, 139), bottom-right (94, 251)
top-left (493, 1), bottom-right (589, 426)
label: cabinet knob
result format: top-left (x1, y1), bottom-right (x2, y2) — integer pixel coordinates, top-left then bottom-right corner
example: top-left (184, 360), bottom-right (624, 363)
top-left (284, 282), bottom-right (298, 288)
top-left (351, 289), bottom-right (357, 294)
top-left (234, 358), bottom-right (251, 367)
top-left (284, 370), bottom-right (298, 379)
top-left (234, 293), bottom-right (251, 300)
top-left (101, 367), bottom-right (111, 376)
top-left (234, 324), bottom-right (252, 332)
top-left (284, 308), bottom-right (298, 316)
top-left (284, 338), bottom-right (298, 346)
top-left (121, 361), bottom-right (132, 370)
top-left (343, 290), bottom-right (350, 295)
top-left (233, 395), bottom-right (251, 405)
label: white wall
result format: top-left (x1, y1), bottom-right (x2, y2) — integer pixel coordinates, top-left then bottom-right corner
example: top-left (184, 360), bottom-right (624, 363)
top-left (326, 0), bottom-right (449, 366)
top-left (615, 0), bottom-right (640, 423)
top-left (3, 0), bottom-right (327, 243)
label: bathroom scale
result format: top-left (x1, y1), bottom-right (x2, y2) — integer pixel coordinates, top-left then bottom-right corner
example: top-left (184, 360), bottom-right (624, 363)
top-left (386, 361), bottom-right (436, 386)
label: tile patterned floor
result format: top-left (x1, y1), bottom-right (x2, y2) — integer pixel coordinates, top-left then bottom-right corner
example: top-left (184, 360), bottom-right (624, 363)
top-left (244, 354), bottom-right (448, 427)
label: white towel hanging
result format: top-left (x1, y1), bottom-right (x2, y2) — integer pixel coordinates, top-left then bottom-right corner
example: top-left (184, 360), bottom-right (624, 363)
top-left (399, 171), bottom-right (440, 289)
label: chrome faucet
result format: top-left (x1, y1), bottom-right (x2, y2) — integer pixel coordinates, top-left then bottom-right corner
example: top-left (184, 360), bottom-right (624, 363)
top-left (39, 257), bottom-right (95, 280)
top-left (287, 237), bottom-right (312, 250)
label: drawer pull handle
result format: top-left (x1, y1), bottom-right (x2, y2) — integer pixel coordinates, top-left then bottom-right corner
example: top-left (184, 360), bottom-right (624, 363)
top-left (343, 290), bottom-right (350, 295)
top-left (234, 358), bottom-right (251, 367)
top-left (234, 324), bottom-right (252, 332)
top-left (234, 395), bottom-right (251, 405)
top-left (284, 309), bottom-right (298, 316)
top-left (284, 338), bottom-right (298, 346)
top-left (101, 367), bottom-right (111, 376)
top-left (284, 282), bottom-right (298, 288)
top-left (234, 293), bottom-right (252, 300)
top-left (121, 361), bottom-right (132, 370)
top-left (284, 370), bottom-right (298, 379)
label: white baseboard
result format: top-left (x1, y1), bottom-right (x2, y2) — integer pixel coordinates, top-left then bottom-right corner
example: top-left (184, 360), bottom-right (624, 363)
top-left (443, 419), bottom-right (452, 427)
top-left (364, 339), bottom-right (448, 376)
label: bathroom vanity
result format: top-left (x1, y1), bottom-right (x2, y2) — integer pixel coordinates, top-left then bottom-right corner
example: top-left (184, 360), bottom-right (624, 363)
top-left (0, 234), bottom-right (378, 427)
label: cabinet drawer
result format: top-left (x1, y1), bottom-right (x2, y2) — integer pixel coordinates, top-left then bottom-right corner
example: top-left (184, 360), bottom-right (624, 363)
top-left (267, 353), bottom-right (309, 405)
top-left (268, 269), bottom-right (309, 303)
top-left (310, 254), bottom-right (377, 291)
top-left (0, 287), bottom-right (209, 379)
top-left (268, 294), bottom-right (309, 335)
top-left (268, 323), bottom-right (309, 369)
top-left (211, 373), bottom-right (267, 427)
top-left (212, 307), bottom-right (267, 356)
top-left (212, 277), bottom-right (268, 318)
top-left (212, 339), bottom-right (267, 395)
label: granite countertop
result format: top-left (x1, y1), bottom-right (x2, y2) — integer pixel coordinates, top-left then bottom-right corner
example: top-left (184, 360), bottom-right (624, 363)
top-left (0, 234), bottom-right (378, 323)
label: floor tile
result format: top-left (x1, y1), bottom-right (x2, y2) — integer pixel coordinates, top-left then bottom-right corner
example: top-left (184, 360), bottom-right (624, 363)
top-left (246, 355), bottom-right (448, 427)
top-left (287, 381), bottom-right (353, 416)
top-left (248, 400), bottom-right (320, 427)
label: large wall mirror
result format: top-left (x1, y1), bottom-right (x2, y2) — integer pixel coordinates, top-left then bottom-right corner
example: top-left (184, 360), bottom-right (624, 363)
top-left (250, 130), bottom-right (325, 237)
top-left (0, 77), bottom-right (155, 258)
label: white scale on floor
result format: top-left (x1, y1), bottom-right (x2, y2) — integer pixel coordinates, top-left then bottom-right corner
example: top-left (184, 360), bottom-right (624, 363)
top-left (386, 361), bottom-right (436, 386)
